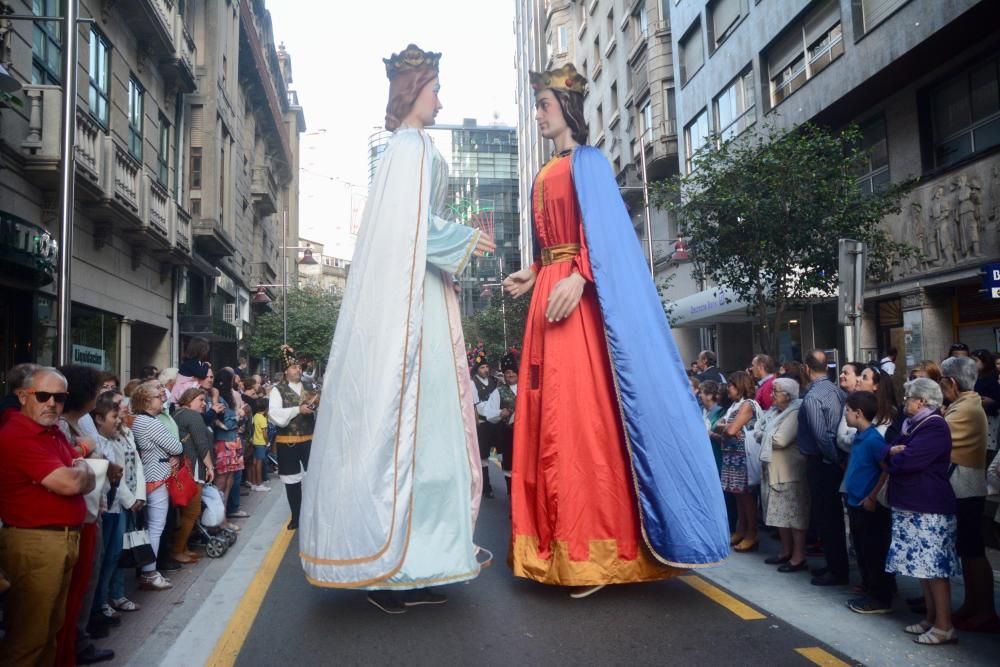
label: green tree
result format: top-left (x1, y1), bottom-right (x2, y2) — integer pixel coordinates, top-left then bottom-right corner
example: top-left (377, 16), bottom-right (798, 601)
top-left (248, 285), bottom-right (341, 365)
top-left (462, 287), bottom-right (531, 363)
top-left (650, 122), bottom-right (914, 356)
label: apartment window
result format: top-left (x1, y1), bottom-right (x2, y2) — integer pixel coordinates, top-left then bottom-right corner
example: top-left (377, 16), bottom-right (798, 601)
top-left (190, 147), bottom-right (202, 189)
top-left (708, 0), bottom-right (747, 51)
top-left (851, 116), bottom-right (890, 195)
top-left (633, 6), bottom-right (649, 42)
top-left (606, 9), bottom-right (615, 41)
top-left (596, 103), bottom-right (604, 131)
top-left (158, 114), bottom-right (170, 187)
top-left (679, 20), bottom-right (705, 86)
top-left (593, 36), bottom-right (601, 69)
top-left (556, 25), bottom-right (569, 54)
top-left (32, 0), bottom-right (61, 85)
top-left (684, 108), bottom-right (711, 173)
top-left (857, 0), bottom-right (909, 35)
top-left (127, 76), bottom-right (144, 161)
top-left (611, 81), bottom-right (619, 113)
top-left (766, 0), bottom-right (843, 108)
top-left (928, 56), bottom-right (1000, 169)
top-left (640, 98), bottom-right (655, 141)
top-left (88, 28), bottom-right (110, 128)
top-left (714, 66), bottom-right (756, 142)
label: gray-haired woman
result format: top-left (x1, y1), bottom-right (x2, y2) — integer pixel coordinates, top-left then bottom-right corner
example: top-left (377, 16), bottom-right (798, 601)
top-left (756, 377), bottom-right (810, 572)
top-left (884, 378), bottom-right (958, 645)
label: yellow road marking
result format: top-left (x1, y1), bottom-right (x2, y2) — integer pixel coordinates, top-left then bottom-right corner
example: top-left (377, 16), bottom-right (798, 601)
top-left (206, 518), bottom-right (295, 667)
top-left (795, 647), bottom-right (851, 667)
top-left (679, 575), bottom-right (766, 620)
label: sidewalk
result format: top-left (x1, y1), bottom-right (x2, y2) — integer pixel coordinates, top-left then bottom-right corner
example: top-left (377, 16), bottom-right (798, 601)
top-left (700, 533), bottom-right (1000, 667)
top-left (95, 481), bottom-right (285, 666)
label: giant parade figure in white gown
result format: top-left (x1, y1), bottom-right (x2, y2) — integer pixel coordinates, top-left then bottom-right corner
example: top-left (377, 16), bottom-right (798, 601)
top-left (298, 44), bottom-right (496, 614)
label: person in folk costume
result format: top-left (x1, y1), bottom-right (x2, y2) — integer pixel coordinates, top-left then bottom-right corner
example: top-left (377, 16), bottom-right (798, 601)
top-left (502, 64), bottom-right (730, 599)
top-left (298, 44), bottom-right (495, 615)
top-left (267, 345), bottom-right (316, 530)
top-left (480, 352), bottom-right (518, 500)
top-left (470, 352), bottom-right (499, 499)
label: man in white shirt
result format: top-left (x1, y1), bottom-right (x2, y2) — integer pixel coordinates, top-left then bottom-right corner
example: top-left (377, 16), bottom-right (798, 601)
top-left (470, 355), bottom-right (498, 499)
top-left (268, 346), bottom-right (316, 530)
top-left (479, 353), bottom-right (518, 499)
top-left (879, 347), bottom-right (897, 377)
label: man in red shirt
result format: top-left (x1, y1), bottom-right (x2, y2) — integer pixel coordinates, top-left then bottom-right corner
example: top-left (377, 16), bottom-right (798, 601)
top-left (0, 367), bottom-right (95, 667)
top-left (752, 354), bottom-right (777, 411)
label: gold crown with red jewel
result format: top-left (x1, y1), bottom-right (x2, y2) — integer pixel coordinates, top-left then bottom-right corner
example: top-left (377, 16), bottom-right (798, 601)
top-left (383, 44), bottom-right (441, 80)
top-left (529, 63), bottom-right (587, 95)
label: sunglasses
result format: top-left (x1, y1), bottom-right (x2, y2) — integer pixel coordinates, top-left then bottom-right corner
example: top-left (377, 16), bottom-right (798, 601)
top-left (24, 389), bottom-right (69, 404)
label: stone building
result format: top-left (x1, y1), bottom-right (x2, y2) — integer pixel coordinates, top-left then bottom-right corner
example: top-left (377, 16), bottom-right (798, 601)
top-left (666, 0), bottom-right (1000, 369)
top-left (295, 236), bottom-right (350, 296)
top-left (0, 0), bottom-right (303, 388)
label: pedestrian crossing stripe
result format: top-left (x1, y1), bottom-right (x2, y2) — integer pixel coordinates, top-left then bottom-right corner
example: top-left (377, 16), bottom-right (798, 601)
top-left (678, 574), bottom-right (766, 620)
top-left (794, 647), bottom-right (851, 667)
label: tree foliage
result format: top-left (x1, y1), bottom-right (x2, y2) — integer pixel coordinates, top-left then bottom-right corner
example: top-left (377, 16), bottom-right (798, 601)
top-left (650, 122), bottom-right (914, 356)
top-left (248, 285), bottom-right (341, 365)
top-left (462, 287), bottom-right (531, 364)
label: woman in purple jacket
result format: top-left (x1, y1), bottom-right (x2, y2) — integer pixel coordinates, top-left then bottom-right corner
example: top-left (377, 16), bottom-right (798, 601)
top-left (884, 377), bottom-right (958, 646)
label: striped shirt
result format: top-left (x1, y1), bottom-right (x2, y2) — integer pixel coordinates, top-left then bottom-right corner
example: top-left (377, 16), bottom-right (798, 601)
top-left (132, 413), bottom-right (184, 483)
top-left (797, 376), bottom-right (846, 464)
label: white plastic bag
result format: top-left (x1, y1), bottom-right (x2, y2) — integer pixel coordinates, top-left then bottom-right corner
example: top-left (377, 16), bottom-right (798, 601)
top-left (201, 484), bottom-right (225, 527)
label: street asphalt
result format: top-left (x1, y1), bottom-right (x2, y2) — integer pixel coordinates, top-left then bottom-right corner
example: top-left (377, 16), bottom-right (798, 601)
top-left (233, 467), bottom-right (850, 667)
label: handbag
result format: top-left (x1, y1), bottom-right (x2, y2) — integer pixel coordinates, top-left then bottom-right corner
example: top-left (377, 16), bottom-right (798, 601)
top-left (166, 459), bottom-right (199, 507)
top-left (118, 510), bottom-right (156, 568)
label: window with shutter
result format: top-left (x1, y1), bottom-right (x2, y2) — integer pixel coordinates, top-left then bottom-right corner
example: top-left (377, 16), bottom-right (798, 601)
top-left (860, 0), bottom-right (908, 34)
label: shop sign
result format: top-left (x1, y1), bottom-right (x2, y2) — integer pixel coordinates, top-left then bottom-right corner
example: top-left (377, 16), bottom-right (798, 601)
top-left (984, 262), bottom-right (1000, 299)
top-left (72, 344), bottom-right (106, 369)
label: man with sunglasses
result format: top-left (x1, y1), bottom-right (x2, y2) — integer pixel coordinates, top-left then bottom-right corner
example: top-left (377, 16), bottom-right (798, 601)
top-left (0, 366), bottom-right (96, 666)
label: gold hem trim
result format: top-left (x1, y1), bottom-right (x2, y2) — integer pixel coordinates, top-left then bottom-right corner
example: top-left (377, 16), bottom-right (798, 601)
top-left (303, 565), bottom-right (480, 590)
top-left (454, 228), bottom-right (479, 276)
top-left (509, 534), bottom-right (682, 586)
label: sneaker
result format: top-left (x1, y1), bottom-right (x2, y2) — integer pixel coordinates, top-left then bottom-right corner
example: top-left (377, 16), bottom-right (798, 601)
top-left (139, 572), bottom-right (173, 591)
top-left (367, 590), bottom-right (406, 614)
top-left (847, 596), bottom-right (892, 615)
top-left (252, 484), bottom-right (271, 492)
top-left (402, 588), bottom-right (448, 606)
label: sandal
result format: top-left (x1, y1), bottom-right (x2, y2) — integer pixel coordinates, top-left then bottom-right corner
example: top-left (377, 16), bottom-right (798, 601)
top-left (227, 510), bottom-right (250, 519)
top-left (914, 626), bottom-right (958, 645)
top-left (109, 597), bottom-right (141, 612)
top-left (729, 533), bottom-right (745, 546)
top-left (904, 620), bottom-right (933, 635)
top-left (734, 538), bottom-right (759, 553)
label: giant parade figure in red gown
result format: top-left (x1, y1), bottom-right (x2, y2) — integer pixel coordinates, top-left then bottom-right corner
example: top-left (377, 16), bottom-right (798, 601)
top-left (503, 64), bottom-right (729, 598)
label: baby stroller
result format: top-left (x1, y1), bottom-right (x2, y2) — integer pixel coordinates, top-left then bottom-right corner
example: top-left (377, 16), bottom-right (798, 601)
top-left (195, 484), bottom-right (237, 558)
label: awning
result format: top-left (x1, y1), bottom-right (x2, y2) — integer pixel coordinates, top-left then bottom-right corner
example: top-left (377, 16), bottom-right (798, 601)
top-left (667, 286), bottom-right (753, 327)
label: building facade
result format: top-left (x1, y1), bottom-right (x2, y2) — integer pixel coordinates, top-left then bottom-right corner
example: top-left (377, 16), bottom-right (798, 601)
top-left (296, 236), bottom-right (350, 295)
top-left (667, 0), bottom-right (1000, 369)
top-left (367, 120), bottom-right (520, 316)
top-left (0, 0), bottom-right (303, 389)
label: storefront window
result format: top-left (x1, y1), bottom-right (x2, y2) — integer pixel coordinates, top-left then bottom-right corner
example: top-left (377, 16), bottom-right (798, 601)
top-left (70, 304), bottom-right (119, 373)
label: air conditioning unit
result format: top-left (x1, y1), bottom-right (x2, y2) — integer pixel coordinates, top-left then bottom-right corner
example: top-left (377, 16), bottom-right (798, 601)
top-left (223, 303), bottom-right (237, 324)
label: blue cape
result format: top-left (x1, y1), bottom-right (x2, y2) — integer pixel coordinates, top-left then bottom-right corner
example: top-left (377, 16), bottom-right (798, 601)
top-left (565, 146), bottom-right (730, 566)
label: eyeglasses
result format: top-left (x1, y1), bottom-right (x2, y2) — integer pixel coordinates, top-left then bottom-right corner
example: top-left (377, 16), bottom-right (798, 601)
top-left (903, 395), bottom-right (924, 402)
top-left (24, 389), bottom-right (69, 404)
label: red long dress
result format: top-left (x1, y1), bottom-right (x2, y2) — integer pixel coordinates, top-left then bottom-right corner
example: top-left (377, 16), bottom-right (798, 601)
top-left (510, 154), bottom-right (678, 585)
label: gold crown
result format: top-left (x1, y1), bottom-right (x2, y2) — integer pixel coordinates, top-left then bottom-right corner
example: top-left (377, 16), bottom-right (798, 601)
top-left (383, 44), bottom-right (441, 80)
top-left (529, 63), bottom-right (587, 95)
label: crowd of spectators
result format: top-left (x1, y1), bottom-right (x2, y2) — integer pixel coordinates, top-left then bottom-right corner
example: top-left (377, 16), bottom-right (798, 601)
top-left (691, 344), bottom-right (1000, 647)
top-left (0, 337), bottom-right (284, 665)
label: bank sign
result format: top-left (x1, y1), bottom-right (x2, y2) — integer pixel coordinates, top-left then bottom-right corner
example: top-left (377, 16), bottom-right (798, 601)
top-left (72, 344), bottom-right (106, 369)
top-left (985, 263), bottom-right (1000, 299)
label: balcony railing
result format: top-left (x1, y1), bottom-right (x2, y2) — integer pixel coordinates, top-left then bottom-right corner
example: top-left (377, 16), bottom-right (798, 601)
top-left (112, 143), bottom-right (140, 212)
top-left (252, 166), bottom-right (279, 216)
top-left (146, 180), bottom-right (169, 235)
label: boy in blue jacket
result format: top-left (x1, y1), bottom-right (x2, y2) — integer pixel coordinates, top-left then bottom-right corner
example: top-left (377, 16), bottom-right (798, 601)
top-left (844, 390), bottom-right (894, 614)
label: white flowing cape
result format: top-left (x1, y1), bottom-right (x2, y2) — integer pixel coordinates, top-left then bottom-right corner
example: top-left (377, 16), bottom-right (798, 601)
top-left (299, 129), bottom-right (482, 588)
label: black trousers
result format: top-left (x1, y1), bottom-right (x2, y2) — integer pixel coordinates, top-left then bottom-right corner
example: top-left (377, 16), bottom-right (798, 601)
top-left (806, 456), bottom-right (848, 578)
top-left (848, 504), bottom-right (894, 605)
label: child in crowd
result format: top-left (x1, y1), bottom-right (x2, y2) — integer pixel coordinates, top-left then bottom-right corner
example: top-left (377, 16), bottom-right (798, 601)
top-left (250, 398), bottom-right (270, 492)
top-left (843, 390), bottom-right (894, 615)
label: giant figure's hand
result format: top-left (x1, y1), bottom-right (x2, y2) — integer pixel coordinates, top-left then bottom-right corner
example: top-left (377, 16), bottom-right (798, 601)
top-left (474, 233), bottom-right (496, 257)
top-left (545, 272), bottom-right (586, 323)
top-left (502, 268), bottom-right (536, 299)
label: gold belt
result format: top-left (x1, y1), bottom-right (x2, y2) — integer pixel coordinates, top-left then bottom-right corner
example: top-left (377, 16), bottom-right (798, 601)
top-left (275, 434), bottom-right (312, 445)
top-left (540, 243), bottom-right (580, 266)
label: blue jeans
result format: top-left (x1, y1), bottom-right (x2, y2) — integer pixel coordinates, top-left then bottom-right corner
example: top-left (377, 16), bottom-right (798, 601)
top-left (227, 469), bottom-right (242, 513)
top-left (91, 511), bottom-right (125, 614)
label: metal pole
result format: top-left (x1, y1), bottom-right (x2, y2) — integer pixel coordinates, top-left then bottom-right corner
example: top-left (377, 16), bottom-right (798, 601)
top-left (282, 209), bottom-right (288, 346)
top-left (852, 244), bottom-right (865, 363)
top-left (637, 127), bottom-right (654, 278)
top-left (499, 255), bottom-right (507, 350)
top-left (55, 0), bottom-right (80, 365)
